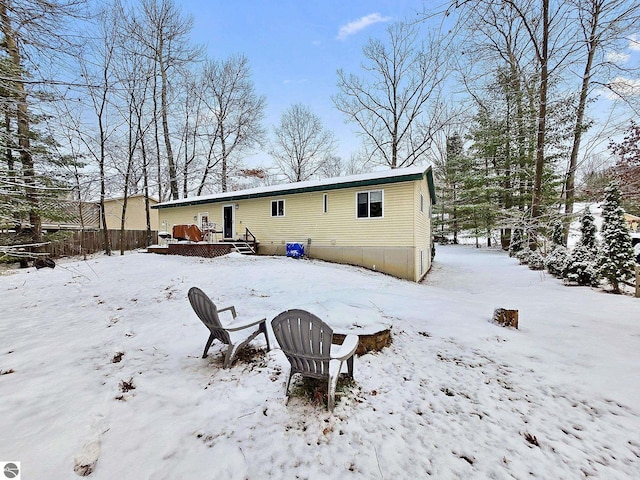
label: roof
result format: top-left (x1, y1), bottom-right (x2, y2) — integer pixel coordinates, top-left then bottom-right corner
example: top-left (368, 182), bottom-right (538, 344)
top-left (153, 166), bottom-right (435, 210)
top-left (104, 194), bottom-right (159, 204)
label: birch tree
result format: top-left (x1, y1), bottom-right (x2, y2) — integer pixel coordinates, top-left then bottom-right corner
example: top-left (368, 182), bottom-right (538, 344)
top-left (133, 0), bottom-right (202, 200)
top-left (197, 54), bottom-right (265, 194)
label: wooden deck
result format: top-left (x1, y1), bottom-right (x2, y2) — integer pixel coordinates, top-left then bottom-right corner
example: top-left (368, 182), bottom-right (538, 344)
top-left (148, 241), bottom-right (256, 258)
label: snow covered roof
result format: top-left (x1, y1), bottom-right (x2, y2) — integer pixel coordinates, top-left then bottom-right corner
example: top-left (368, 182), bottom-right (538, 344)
top-left (153, 165), bottom-right (434, 209)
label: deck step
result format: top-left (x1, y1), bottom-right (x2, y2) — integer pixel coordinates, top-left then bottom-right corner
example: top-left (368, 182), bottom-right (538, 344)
top-left (229, 242), bottom-right (256, 255)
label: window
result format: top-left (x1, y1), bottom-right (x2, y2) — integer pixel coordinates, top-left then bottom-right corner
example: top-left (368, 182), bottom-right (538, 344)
top-left (271, 199), bottom-right (285, 217)
top-left (198, 212), bottom-right (210, 230)
top-left (323, 194), bottom-right (328, 214)
top-left (357, 190), bottom-right (383, 218)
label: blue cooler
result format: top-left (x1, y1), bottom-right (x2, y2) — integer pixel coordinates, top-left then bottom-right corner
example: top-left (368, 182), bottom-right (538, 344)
top-left (286, 243), bottom-right (305, 258)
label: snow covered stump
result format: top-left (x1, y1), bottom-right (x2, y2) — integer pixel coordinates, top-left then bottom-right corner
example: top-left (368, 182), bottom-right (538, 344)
top-left (492, 308), bottom-right (519, 329)
top-left (333, 329), bottom-right (392, 355)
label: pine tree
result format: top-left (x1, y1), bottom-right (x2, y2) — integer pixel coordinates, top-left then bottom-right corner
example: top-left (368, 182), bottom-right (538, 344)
top-left (509, 228), bottom-right (524, 257)
top-left (564, 207), bottom-right (599, 286)
top-left (545, 218), bottom-right (569, 277)
top-left (598, 184), bottom-right (635, 293)
top-left (579, 208), bottom-right (598, 254)
top-left (551, 219), bottom-right (565, 247)
top-left (528, 249), bottom-right (545, 270)
top-left (433, 133), bottom-right (468, 244)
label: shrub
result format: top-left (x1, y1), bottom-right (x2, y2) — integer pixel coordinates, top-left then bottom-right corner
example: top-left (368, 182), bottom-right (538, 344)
top-left (545, 245), bottom-right (569, 277)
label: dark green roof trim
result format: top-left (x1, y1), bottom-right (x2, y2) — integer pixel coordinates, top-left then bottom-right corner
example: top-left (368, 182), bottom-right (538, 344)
top-left (153, 166), bottom-right (435, 209)
top-left (426, 168), bottom-right (436, 205)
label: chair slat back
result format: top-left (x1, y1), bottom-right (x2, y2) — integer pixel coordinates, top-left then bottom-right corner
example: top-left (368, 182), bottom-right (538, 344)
top-left (272, 309), bottom-right (332, 379)
top-left (188, 287), bottom-right (231, 345)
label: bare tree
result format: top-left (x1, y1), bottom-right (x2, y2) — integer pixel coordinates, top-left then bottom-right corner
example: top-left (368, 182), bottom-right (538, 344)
top-left (76, 3), bottom-right (119, 255)
top-left (197, 54), bottom-right (265, 194)
top-left (269, 103), bottom-right (337, 182)
top-left (112, 12), bottom-right (155, 255)
top-left (562, 0), bottom-right (640, 240)
top-left (334, 22), bottom-right (450, 169)
top-left (132, 0), bottom-right (202, 200)
top-left (178, 71), bottom-right (203, 198)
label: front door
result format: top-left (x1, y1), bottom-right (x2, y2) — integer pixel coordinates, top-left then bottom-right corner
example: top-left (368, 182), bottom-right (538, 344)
top-left (223, 205), bottom-right (234, 239)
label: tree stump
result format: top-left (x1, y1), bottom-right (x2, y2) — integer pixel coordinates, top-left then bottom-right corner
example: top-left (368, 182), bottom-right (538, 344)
top-left (333, 329), bottom-right (392, 355)
top-left (492, 308), bottom-right (518, 329)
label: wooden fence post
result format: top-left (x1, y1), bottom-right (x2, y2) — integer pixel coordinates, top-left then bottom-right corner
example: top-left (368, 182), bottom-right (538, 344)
top-left (636, 265), bottom-right (640, 298)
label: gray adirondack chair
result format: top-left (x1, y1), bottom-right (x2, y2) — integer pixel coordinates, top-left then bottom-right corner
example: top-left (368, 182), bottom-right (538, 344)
top-left (188, 287), bottom-right (270, 368)
top-left (271, 309), bottom-right (359, 411)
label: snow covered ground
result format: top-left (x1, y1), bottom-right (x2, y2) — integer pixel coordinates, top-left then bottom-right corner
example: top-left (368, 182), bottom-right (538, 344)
top-left (1, 246), bottom-right (639, 479)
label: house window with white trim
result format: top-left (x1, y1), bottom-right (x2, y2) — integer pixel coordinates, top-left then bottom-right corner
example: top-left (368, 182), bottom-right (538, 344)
top-left (271, 199), bottom-right (285, 217)
top-left (357, 190), bottom-right (383, 218)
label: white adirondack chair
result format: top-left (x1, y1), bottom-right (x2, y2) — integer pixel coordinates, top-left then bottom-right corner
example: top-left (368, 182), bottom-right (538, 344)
top-left (271, 309), bottom-right (358, 411)
top-left (188, 287), bottom-right (270, 368)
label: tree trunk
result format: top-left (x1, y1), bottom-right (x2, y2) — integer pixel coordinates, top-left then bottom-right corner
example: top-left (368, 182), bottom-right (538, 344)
top-left (139, 123), bottom-right (153, 246)
top-left (159, 48), bottom-right (178, 200)
top-left (152, 72), bottom-right (163, 201)
top-left (563, 1), bottom-right (601, 244)
top-left (530, 0), bottom-right (550, 250)
top-left (1, 3), bottom-right (41, 242)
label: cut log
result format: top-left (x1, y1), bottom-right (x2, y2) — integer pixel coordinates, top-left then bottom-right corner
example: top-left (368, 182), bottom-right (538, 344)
top-left (492, 308), bottom-right (519, 329)
top-left (333, 328), bottom-right (392, 355)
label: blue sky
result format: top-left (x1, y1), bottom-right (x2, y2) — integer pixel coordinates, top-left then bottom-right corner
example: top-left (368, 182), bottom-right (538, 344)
top-left (177, 1), bottom-right (640, 170)
top-left (179, 0), bottom-right (427, 165)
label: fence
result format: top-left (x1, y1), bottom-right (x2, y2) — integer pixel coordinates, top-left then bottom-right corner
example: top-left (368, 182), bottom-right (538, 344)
top-left (46, 230), bottom-right (157, 258)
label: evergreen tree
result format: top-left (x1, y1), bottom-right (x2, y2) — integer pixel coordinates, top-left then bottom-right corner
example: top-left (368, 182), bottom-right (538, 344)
top-left (564, 207), bottom-right (599, 286)
top-left (551, 218), bottom-right (565, 247)
top-left (527, 249), bottom-right (545, 270)
top-left (433, 133), bottom-right (468, 244)
top-left (598, 184), bottom-right (635, 293)
top-left (579, 208), bottom-right (598, 254)
top-left (545, 218), bottom-right (569, 277)
top-left (509, 228), bottom-right (524, 257)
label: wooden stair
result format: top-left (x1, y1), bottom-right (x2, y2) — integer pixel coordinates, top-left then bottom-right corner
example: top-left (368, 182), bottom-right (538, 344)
top-left (229, 242), bottom-right (256, 255)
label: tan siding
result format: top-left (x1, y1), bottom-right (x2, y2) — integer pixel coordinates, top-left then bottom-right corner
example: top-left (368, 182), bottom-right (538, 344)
top-left (156, 175), bottom-right (431, 282)
top-left (104, 196), bottom-right (159, 231)
top-left (413, 177), bottom-right (432, 281)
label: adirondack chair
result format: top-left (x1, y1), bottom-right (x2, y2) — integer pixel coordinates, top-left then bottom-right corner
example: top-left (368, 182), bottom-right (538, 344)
top-left (271, 309), bottom-right (359, 411)
top-left (187, 287), bottom-right (270, 368)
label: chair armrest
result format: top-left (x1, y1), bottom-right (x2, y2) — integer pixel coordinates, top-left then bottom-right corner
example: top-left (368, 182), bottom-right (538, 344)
top-left (217, 305), bottom-right (237, 319)
top-left (225, 316), bottom-right (266, 332)
top-left (331, 334), bottom-right (358, 361)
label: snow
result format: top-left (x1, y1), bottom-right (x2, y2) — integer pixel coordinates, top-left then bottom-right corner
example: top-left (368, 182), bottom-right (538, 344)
top-left (1, 246), bottom-right (640, 479)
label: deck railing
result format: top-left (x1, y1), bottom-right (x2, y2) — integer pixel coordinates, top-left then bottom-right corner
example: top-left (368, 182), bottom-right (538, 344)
top-left (244, 227), bottom-right (256, 245)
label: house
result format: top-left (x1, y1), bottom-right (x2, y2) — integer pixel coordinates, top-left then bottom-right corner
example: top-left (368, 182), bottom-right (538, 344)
top-left (40, 200), bottom-right (101, 231)
top-left (103, 194), bottom-right (159, 231)
top-left (153, 166), bottom-right (436, 282)
top-left (624, 213), bottom-right (639, 233)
